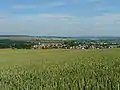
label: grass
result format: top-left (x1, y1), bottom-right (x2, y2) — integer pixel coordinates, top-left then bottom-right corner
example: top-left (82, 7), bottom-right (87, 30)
top-left (0, 49), bottom-right (120, 89)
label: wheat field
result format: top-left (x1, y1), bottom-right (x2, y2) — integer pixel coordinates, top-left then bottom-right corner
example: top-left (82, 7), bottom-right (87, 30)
top-left (0, 49), bottom-right (120, 90)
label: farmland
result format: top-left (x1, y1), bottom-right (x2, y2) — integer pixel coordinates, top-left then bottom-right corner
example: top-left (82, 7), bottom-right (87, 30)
top-left (0, 49), bottom-right (120, 90)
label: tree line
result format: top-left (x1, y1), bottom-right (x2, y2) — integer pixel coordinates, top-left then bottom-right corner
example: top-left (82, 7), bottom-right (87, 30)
top-left (0, 39), bottom-right (32, 49)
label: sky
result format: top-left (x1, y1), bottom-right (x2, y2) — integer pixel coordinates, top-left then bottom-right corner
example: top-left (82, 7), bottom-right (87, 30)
top-left (0, 0), bottom-right (120, 36)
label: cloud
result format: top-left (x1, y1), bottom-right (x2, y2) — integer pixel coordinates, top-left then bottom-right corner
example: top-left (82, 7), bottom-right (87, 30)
top-left (12, 1), bottom-right (66, 9)
top-left (48, 2), bottom-right (66, 7)
top-left (38, 13), bottom-right (74, 19)
top-left (88, 0), bottom-right (101, 2)
top-left (0, 12), bottom-right (120, 36)
top-left (12, 5), bottom-right (37, 9)
top-left (91, 13), bottom-right (120, 24)
top-left (0, 15), bottom-right (5, 19)
top-left (0, 13), bottom-right (10, 19)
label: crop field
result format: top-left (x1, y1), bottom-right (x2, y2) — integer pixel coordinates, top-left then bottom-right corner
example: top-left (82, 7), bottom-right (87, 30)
top-left (0, 49), bottom-right (120, 90)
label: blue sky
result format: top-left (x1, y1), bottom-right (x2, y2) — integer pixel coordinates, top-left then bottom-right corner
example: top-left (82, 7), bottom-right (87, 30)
top-left (0, 0), bottom-right (120, 36)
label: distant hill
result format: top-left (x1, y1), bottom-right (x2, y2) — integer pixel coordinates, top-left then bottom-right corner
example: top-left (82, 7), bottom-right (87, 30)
top-left (0, 35), bottom-right (31, 37)
top-left (37, 36), bottom-right (120, 40)
top-left (0, 35), bottom-right (34, 41)
top-left (0, 35), bottom-right (120, 40)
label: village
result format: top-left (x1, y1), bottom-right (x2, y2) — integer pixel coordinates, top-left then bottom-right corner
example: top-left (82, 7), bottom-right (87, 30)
top-left (0, 38), bottom-right (119, 50)
top-left (32, 40), bottom-right (119, 50)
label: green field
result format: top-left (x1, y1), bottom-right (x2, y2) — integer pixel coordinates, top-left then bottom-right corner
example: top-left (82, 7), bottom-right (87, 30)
top-left (0, 49), bottom-right (120, 90)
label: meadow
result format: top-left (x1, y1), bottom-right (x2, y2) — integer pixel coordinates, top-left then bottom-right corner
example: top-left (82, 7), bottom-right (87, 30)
top-left (0, 49), bottom-right (120, 90)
